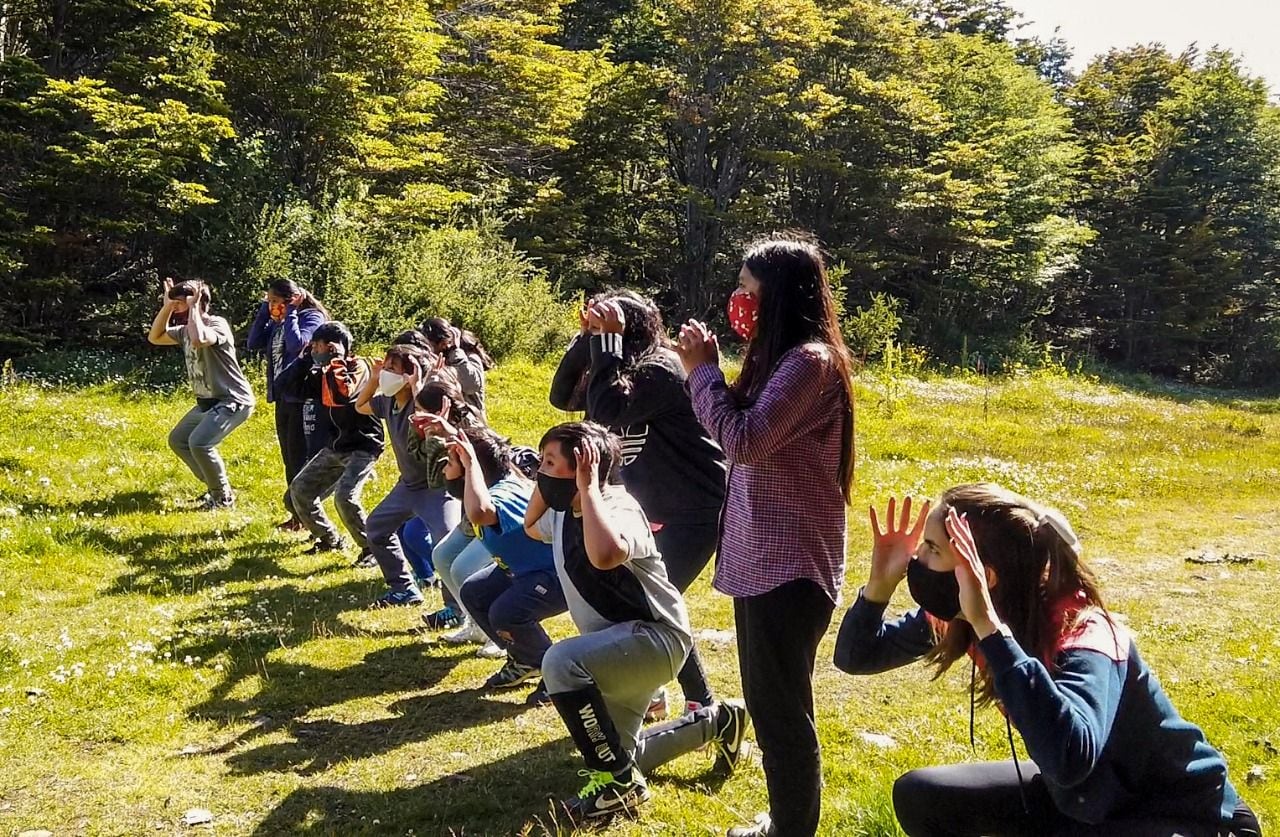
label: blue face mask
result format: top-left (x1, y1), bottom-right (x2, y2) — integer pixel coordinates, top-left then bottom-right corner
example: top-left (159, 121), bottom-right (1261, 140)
top-left (313, 351), bottom-right (335, 367)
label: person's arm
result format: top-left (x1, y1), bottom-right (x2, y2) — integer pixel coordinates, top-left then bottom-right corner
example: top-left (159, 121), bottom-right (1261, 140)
top-left (549, 333), bottom-right (591, 412)
top-left (454, 436), bottom-right (499, 528)
top-left (354, 359), bottom-right (382, 416)
top-left (446, 348), bottom-right (485, 401)
top-left (687, 346), bottom-right (835, 464)
top-left (981, 634), bottom-right (1125, 788)
top-left (833, 591), bottom-right (936, 674)
top-left (576, 444), bottom-right (628, 570)
top-left (524, 484), bottom-right (551, 542)
top-left (584, 335), bottom-right (679, 426)
top-left (278, 353), bottom-right (322, 401)
top-left (281, 308), bottom-right (325, 358)
top-left (246, 301), bottom-right (271, 351)
top-left (148, 297), bottom-right (179, 346)
top-left (184, 297), bottom-right (222, 348)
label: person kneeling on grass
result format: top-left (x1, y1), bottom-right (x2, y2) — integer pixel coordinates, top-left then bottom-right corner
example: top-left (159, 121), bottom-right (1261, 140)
top-left (834, 485), bottom-right (1261, 837)
top-left (444, 427), bottom-right (567, 703)
top-left (524, 421), bottom-right (749, 822)
top-left (279, 321), bottom-right (385, 563)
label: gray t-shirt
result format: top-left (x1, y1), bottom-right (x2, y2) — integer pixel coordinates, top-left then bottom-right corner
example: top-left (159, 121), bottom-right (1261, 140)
top-left (372, 394), bottom-right (432, 488)
top-left (167, 317), bottom-right (254, 406)
top-left (533, 487), bottom-right (692, 652)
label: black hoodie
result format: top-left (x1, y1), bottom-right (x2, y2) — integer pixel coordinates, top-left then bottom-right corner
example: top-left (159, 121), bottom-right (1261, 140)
top-left (280, 353), bottom-right (385, 456)
top-left (550, 333), bottom-right (726, 525)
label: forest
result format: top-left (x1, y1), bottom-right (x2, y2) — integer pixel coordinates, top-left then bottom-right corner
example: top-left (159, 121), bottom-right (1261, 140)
top-left (2, 0), bottom-right (1278, 385)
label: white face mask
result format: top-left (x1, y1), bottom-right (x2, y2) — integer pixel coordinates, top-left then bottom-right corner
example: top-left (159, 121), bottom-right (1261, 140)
top-left (377, 369), bottom-right (406, 397)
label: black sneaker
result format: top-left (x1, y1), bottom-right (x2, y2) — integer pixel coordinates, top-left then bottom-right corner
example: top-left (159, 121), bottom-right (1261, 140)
top-left (561, 766), bottom-right (650, 822)
top-left (713, 700), bottom-right (749, 774)
top-left (421, 605), bottom-right (463, 630)
top-left (351, 550), bottom-right (377, 568)
top-left (727, 813), bottom-right (775, 837)
top-left (524, 681), bottom-right (551, 706)
top-left (484, 659), bottom-right (540, 690)
top-left (304, 538), bottom-right (346, 555)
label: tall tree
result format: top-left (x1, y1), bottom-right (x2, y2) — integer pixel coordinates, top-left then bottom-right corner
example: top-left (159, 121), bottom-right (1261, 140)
top-left (0, 0), bottom-right (233, 353)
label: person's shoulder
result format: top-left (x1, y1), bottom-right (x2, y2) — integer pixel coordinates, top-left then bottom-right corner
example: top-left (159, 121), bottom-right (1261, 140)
top-left (1056, 607), bottom-right (1131, 664)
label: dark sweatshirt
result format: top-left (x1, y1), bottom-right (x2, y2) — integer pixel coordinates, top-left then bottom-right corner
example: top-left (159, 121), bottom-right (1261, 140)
top-left (246, 303), bottom-right (326, 404)
top-left (279, 354), bottom-right (384, 456)
top-left (550, 333), bottom-right (726, 525)
top-left (833, 590), bottom-right (1243, 829)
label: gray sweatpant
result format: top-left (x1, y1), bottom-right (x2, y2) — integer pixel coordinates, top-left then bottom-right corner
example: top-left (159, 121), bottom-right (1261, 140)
top-left (366, 480), bottom-right (461, 593)
top-left (542, 620), bottom-right (712, 773)
top-left (289, 447), bottom-right (379, 549)
top-left (168, 401), bottom-right (253, 501)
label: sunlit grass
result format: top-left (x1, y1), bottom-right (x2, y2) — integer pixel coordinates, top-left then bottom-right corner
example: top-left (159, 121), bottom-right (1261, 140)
top-left (0, 363), bottom-right (1276, 835)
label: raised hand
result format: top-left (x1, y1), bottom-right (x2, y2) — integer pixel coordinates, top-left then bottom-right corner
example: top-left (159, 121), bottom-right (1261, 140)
top-left (675, 320), bottom-right (719, 376)
top-left (946, 508), bottom-right (1000, 637)
top-left (161, 277), bottom-right (174, 306)
top-left (596, 300), bottom-right (626, 334)
top-left (575, 442), bottom-right (600, 493)
top-left (447, 430), bottom-right (475, 469)
top-left (865, 496), bottom-right (930, 604)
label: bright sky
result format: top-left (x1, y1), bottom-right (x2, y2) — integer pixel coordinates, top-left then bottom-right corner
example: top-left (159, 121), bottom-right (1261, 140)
top-left (1007, 0), bottom-right (1280, 95)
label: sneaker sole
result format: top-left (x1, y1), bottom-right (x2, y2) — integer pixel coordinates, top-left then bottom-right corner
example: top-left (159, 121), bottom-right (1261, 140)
top-left (486, 670), bottom-right (540, 689)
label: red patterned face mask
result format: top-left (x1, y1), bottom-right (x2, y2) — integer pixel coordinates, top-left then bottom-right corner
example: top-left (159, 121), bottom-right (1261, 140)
top-left (726, 288), bottom-right (760, 340)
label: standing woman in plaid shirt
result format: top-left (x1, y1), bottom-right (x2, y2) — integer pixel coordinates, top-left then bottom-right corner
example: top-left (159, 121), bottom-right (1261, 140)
top-left (676, 237), bottom-right (855, 837)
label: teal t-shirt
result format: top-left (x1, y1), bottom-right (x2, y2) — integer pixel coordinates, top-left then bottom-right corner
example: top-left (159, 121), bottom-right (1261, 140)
top-left (480, 476), bottom-right (553, 576)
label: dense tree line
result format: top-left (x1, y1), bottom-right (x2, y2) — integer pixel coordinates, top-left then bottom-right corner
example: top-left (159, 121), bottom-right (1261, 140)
top-left (2, 0), bottom-right (1277, 383)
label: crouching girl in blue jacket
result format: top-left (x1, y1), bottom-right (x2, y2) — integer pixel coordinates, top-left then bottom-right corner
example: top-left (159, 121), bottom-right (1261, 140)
top-left (835, 484), bottom-right (1260, 837)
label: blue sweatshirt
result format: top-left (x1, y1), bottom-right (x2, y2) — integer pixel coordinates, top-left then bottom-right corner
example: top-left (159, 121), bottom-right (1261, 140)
top-left (246, 302), bottom-right (327, 403)
top-left (833, 590), bottom-right (1242, 828)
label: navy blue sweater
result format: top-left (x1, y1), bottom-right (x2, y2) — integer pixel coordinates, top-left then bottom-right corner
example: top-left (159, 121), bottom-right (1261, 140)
top-left (834, 590), bottom-right (1242, 828)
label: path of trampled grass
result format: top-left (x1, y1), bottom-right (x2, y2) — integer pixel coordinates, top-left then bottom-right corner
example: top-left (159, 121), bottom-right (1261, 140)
top-left (0, 362), bottom-right (1276, 835)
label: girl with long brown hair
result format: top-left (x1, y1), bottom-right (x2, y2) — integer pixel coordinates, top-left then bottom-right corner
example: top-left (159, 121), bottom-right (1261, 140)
top-left (835, 485), bottom-right (1260, 837)
top-left (676, 235), bottom-right (856, 837)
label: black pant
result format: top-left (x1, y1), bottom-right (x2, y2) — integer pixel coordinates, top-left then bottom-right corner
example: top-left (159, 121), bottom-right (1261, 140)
top-left (274, 400), bottom-right (309, 518)
top-left (654, 520), bottom-right (719, 706)
top-left (893, 760), bottom-right (1263, 837)
top-left (735, 578), bottom-right (834, 837)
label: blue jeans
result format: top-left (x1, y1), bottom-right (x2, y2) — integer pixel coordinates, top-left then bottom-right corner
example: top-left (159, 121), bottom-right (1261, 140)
top-left (168, 401), bottom-right (254, 500)
top-left (431, 525), bottom-right (492, 614)
top-left (459, 565), bottom-right (566, 667)
top-left (398, 516), bottom-right (435, 583)
top-left (366, 481), bottom-right (460, 593)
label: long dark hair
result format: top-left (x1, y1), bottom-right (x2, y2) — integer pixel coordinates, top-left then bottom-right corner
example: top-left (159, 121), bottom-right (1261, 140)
top-left (925, 483), bottom-right (1110, 705)
top-left (268, 279), bottom-right (330, 319)
top-left (414, 368), bottom-right (483, 429)
top-left (734, 236), bottom-right (856, 500)
top-left (591, 289), bottom-right (667, 362)
top-left (464, 427), bottom-right (519, 487)
top-left (421, 317), bottom-right (495, 370)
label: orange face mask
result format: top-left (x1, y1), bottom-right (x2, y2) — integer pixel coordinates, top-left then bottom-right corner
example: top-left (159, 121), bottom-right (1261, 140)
top-left (269, 302), bottom-right (286, 321)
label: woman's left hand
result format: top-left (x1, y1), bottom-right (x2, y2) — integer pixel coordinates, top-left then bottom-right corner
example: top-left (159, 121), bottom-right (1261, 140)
top-left (447, 430), bottom-right (475, 468)
top-left (595, 300), bottom-right (626, 334)
top-left (675, 320), bottom-right (719, 375)
top-left (946, 508), bottom-right (1001, 638)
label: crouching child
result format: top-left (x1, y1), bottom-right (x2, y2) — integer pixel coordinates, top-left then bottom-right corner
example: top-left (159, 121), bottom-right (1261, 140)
top-left (524, 422), bottom-right (749, 822)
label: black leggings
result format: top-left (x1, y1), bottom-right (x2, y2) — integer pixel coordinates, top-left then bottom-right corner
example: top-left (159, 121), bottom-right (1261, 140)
top-left (893, 760), bottom-right (1262, 837)
top-left (274, 400), bottom-right (309, 518)
top-left (654, 520), bottom-right (719, 707)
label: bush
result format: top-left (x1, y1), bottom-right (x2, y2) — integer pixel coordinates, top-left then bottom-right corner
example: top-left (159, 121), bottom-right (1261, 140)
top-left (244, 203), bottom-right (576, 360)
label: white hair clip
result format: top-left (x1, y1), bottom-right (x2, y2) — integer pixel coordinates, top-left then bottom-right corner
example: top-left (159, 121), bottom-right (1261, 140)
top-left (1037, 509), bottom-right (1081, 557)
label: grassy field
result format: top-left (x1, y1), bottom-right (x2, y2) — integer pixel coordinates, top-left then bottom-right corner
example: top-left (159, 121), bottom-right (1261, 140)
top-left (0, 360), bottom-right (1277, 836)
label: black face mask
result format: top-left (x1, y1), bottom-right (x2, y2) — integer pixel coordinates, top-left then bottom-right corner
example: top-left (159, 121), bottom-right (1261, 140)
top-left (444, 476), bottom-right (465, 500)
top-left (537, 472), bottom-right (578, 512)
top-left (906, 558), bottom-right (962, 621)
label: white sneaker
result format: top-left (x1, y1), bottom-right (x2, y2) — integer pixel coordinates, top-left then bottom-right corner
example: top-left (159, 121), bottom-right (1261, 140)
top-left (475, 640), bottom-right (505, 659)
top-left (441, 619), bottom-right (486, 646)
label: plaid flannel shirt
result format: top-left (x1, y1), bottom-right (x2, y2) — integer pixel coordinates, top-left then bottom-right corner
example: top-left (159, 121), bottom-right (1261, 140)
top-left (688, 344), bottom-right (850, 603)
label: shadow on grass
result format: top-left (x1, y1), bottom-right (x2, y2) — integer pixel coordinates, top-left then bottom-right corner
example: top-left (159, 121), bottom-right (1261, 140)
top-left (226, 684), bottom-right (534, 777)
top-left (1091, 367), bottom-right (1280, 411)
top-left (248, 736), bottom-right (599, 836)
top-left (80, 526), bottom-right (310, 596)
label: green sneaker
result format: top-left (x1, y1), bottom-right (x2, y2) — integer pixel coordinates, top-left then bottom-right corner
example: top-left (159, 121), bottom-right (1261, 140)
top-left (561, 766), bottom-right (650, 821)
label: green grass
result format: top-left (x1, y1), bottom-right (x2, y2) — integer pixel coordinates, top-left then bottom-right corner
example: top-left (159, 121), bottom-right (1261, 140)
top-left (0, 361), bottom-right (1277, 835)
